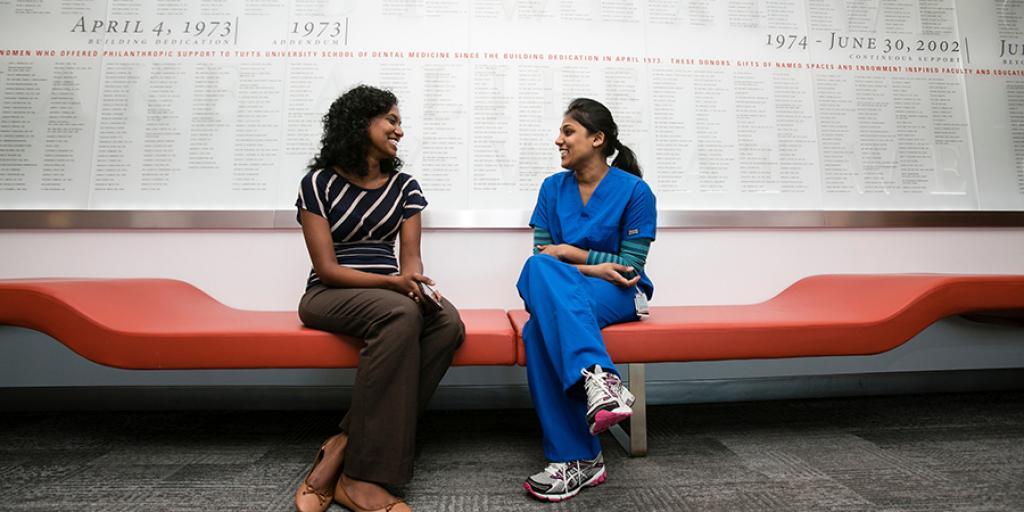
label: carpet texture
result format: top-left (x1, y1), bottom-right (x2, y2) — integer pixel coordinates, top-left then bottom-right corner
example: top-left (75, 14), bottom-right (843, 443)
top-left (1, 391), bottom-right (1022, 511)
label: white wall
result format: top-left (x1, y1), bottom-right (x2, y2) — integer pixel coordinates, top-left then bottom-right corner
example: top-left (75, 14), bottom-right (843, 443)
top-left (2, 228), bottom-right (1024, 310)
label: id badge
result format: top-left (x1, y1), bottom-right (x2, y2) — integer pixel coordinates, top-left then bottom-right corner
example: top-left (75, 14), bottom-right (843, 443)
top-left (634, 288), bottom-right (649, 317)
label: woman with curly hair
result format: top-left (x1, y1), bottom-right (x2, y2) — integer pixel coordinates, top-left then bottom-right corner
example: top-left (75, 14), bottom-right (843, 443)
top-left (293, 85), bottom-right (464, 512)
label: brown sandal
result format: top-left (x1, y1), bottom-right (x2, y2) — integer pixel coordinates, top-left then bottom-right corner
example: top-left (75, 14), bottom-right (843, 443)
top-left (334, 480), bottom-right (411, 512)
top-left (294, 434), bottom-right (347, 512)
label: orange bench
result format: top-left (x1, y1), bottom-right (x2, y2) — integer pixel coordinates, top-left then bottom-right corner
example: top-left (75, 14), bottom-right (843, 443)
top-left (508, 274), bottom-right (1024, 455)
top-left (2, 274), bottom-right (1023, 457)
top-left (0, 279), bottom-right (516, 369)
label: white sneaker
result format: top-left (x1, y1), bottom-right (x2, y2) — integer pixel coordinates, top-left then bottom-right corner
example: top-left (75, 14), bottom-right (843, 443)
top-left (582, 364), bottom-right (635, 435)
top-left (523, 452), bottom-right (606, 502)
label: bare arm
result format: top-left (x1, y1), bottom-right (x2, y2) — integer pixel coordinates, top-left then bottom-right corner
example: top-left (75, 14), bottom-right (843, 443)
top-left (576, 263), bottom-right (641, 288)
top-left (531, 227), bottom-right (639, 288)
top-left (398, 212), bottom-right (442, 301)
top-left (538, 243), bottom-right (590, 264)
top-left (537, 240), bottom-right (651, 272)
top-left (398, 211), bottom-right (425, 277)
top-left (532, 228), bottom-right (587, 263)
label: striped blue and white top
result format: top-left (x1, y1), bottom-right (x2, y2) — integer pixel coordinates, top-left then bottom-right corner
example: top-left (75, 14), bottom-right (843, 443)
top-left (296, 169), bottom-right (427, 289)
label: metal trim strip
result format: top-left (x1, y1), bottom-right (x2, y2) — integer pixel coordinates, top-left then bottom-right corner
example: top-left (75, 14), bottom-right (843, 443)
top-left (1, 210), bottom-right (1023, 229)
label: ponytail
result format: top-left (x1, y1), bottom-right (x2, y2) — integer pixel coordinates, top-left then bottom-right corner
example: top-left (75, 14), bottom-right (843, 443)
top-left (564, 98), bottom-right (643, 178)
top-left (611, 140), bottom-right (642, 178)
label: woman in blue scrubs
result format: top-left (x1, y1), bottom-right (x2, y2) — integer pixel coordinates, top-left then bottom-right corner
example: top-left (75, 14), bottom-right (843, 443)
top-left (518, 98), bottom-right (656, 502)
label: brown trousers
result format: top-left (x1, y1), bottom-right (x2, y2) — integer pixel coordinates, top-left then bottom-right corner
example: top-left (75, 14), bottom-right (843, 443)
top-left (298, 284), bottom-right (465, 486)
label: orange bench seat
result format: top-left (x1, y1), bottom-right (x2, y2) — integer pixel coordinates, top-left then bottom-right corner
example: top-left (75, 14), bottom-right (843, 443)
top-left (508, 274), bottom-right (1024, 365)
top-left (0, 279), bottom-right (516, 369)
top-left (3, 274), bottom-right (1023, 457)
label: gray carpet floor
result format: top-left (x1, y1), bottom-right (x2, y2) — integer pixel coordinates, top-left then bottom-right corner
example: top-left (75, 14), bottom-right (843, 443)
top-left (1, 391), bottom-right (1023, 511)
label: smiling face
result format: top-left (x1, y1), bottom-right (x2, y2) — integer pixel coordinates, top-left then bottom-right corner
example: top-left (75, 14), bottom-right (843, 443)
top-left (366, 104), bottom-right (403, 161)
top-left (554, 115), bottom-right (604, 171)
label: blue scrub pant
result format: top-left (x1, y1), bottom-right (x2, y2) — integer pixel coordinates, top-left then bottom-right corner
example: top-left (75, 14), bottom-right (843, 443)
top-left (516, 254), bottom-right (639, 462)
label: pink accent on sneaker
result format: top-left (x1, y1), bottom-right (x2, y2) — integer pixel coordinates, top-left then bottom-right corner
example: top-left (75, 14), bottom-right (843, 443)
top-left (590, 409), bottom-right (632, 435)
top-left (522, 471), bottom-right (607, 502)
top-left (524, 482), bottom-right (563, 502)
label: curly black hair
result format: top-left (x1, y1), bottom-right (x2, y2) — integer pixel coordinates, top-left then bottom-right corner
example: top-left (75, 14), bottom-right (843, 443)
top-left (307, 85), bottom-right (403, 177)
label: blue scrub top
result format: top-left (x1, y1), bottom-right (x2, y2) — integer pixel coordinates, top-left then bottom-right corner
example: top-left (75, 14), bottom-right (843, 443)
top-left (529, 166), bottom-right (657, 299)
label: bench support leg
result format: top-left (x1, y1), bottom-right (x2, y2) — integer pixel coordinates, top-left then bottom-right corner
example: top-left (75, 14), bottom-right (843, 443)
top-left (608, 363), bottom-right (648, 457)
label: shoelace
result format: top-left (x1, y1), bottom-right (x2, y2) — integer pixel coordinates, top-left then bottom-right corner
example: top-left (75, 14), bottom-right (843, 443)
top-left (581, 367), bottom-right (620, 406)
top-left (543, 461), bottom-right (569, 477)
top-left (543, 461), bottom-right (584, 487)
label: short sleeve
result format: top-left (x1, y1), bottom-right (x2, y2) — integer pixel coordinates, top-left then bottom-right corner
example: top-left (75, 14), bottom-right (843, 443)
top-left (623, 180), bottom-right (656, 241)
top-left (529, 177), bottom-right (553, 231)
top-left (402, 178), bottom-right (428, 219)
top-left (295, 170), bottom-right (326, 224)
